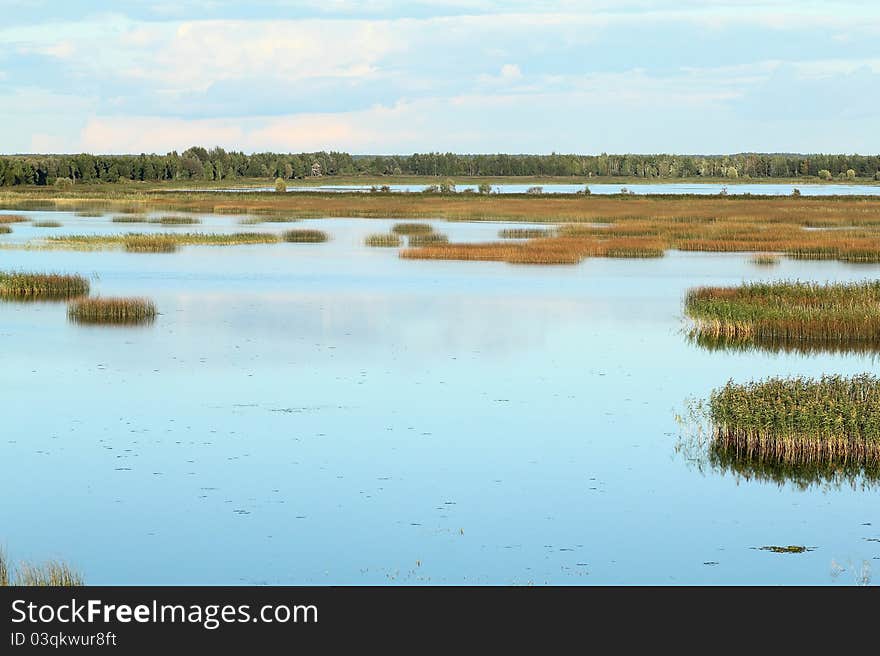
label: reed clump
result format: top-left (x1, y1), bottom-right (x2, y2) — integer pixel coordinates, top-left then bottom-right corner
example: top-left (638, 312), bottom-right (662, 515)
top-left (409, 233), bottom-right (449, 246)
top-left (281, 229), bottom-right (328, 243)
top-left (0, 550), bottom-right (83, 586)
top-left (112, 215), bottom-right (149, 223)
top-left (0, 225), bottom-right (10, 234)
top-left (402, 235), bottom-right (665, 265)
top-left (68, 297), bottom-right (157, 325)
top-left (0, 272), bottom-right (90, 299)
top-left (123, 234), bottom-right (179, 253)
top-left (46, 232), bottom-right (280, 251)
top-left (708, 375), bottom-right (880, 468)
top-left (685, 280), bottom-right (880, 349)
top-left (152, 215), bottom-right (201, 225)
top-left (75, 211), bottom-right (104, 217)
top-left (239, 216), bottom-right (299, 224)
top-left (750, 253), bottom-right (780, 265)
top-left (498, 228), bottom-right (553, 239)
top-left (365, 233), bottom-right (401, 247)
top-left (391, 222), bottom-right (433, 235)
top-left (33, 220), bottom-right (63, 228)
top-left (0, 214), bottom-right (28, 223)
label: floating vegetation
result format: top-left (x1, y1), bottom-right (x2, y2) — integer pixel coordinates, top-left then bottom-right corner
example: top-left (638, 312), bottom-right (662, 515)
top-left (282, 229), bottom-right (328, 243)
top-left (707, 375), bottom-right (880, 469)
top-left (75, 211), bottom-right (104, 217)
top-left (758, 545), bottom-right (811, 554)
top-left (32, 220), bottom-right (63, 228)
top-left (68, 297), bottom-right (157, 325)
top-left (391, 222), bottom-right (433, 235)
top-left (750, 253), bottom-right (780, 265)
top-left (365, 233), bottom-right (401, 247)
top-left (0, 272), bottom-right (90, 299)
top-left (0, 550), bottom-right (83, 586)
top-left (0, 214), bottom-right (28, 224)
top-left (409, 233), bottom-right (449, 246)
top-left (685, 281), bottom-right (880, 351)
top-left (0, 226), bottom-right (10, 234)
top-left (153, 215), bottom-right (201, 225)
top-left (498, 228), bottom-right (553, 239)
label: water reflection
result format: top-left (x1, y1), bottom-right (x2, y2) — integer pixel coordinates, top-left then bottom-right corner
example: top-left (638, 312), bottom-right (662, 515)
top-left (675, 410), bottom-right (880, 491)
top-left (686, 330), bottom-right (880, 357)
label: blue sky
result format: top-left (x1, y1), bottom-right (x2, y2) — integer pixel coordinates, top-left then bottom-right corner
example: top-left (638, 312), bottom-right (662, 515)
top-left (1, 1), bottom-right (878, 154)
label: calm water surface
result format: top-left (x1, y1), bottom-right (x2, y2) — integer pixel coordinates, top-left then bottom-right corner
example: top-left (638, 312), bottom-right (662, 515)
top-left (204, 182), bottom-right (880, 196)
top-left (2, 210), bottom-right (879, 584)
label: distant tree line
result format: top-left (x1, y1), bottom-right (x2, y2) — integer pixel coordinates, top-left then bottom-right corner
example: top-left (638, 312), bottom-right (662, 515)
top-left (1, 147), bottom-right (879, 186)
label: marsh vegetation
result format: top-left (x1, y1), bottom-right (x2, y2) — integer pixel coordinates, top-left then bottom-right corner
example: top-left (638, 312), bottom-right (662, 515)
top-left (281, 229), bottom-right (329, 243)
top-left (43, 232), bottom-right (281, 251)
top-left (68, 297), bottom-right (157, 325)
top-left (0, 272), bottom-right (90, 299)
top-left (708, 375), bottom-right (880, 467)
top-left (391, 222), bottom-right (434, 235)
top-left (365, 233), bottom-right (402, 247)
top-left (685, 281), bottom-right (880, 351)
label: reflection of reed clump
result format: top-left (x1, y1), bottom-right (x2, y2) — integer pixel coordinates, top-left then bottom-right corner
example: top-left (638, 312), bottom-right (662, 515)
top-left (685, 281), bottom-right (880, 351)
top-left (708, 442), bottom-right (880, 490)
top-left (687, 330), bottom-right (880, 356)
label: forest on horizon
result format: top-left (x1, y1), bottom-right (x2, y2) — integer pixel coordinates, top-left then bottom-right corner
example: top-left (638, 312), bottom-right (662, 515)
top-left (2, 148), bottom-right (879, 186)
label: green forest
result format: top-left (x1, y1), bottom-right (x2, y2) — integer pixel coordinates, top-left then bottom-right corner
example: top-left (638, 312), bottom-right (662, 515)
top-left (1, 147), bottom-right (879, 186)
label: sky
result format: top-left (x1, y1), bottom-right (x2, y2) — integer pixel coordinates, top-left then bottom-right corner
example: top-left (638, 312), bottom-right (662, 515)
top-left (1, 0), bottom-right (879, 155)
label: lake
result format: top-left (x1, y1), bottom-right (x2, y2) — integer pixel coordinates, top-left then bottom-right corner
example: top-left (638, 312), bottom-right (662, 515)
top-left (198, 182), bottom-right (880, 196)
top-left (1, 210), bottom-right (878, 584)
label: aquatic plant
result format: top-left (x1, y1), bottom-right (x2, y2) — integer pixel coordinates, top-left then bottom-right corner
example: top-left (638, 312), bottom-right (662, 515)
top-left (45, 232), bottom-right (280, 251)
top-left (74, 211), bottom-right (104, 217)
top-left (152, 215), bottom-right (201, 225)
top-left (750, 253), bottom-right (780, 265)
top-left (239, 216), bottom-right (299, 224)
top-left (281, 229), bottom-right (328, 243)
top-left (498, 228), bottom-right (553, 239)
top-left (391, 222), bottom-right (433, 235)
top-left (123, 234), bottom-right (179, 253)
top-left (365, 233), bottom-right (402, 247)
top-left (0, 226), bottom-right (10, 234)
top-left (32, 220), bottom-right (63, 228)
top-left (0, 272), bottom-right (90, 299)
top-left (68, 297), bottom-right (157, 325)
top-left (708, 374), bottom-right (880, 467)
top-left (409, 233), bottom-right (449, 246)
top-left (0, 214), bottom-right (28, 223)
top-left (112, 215), bottom-right (149, 223)
top-left (685, 280), bottom-right (880, 349)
